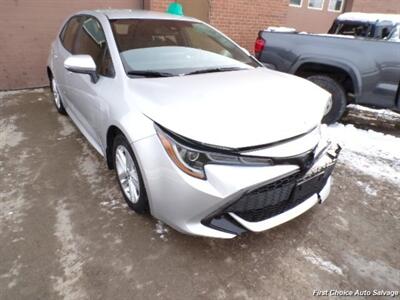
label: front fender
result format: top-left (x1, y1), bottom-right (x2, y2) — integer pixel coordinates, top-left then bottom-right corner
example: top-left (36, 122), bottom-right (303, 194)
top-left (290, 57), bottom-right (362, 97)
top-left (107, 112), bottom-right (156, 147)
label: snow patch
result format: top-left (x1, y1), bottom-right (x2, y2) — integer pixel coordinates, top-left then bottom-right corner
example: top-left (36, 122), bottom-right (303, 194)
top-left (337, 12), bottom-right (400, 24)
top-left (298, 247), bottom-right (344, 276)
top-left (334, 215), bottom-right (349, 231)
top-left (314, 33), bottom-right (355, 39)
top-left (348, 104), bottom-right (400, 122)
top-left (365, 185), bottom-right (378, 197)
top-left (155, 220), bottom-right (169, 241)
top-left (0, 116), bottom-right (25, 150)
top-left (74, 142), bottom-right (103, 187)
top-left (324, 124), bottom-right (400, 185)
top-left (58, 116), bottom-right (75, 137)
top-left (343, 252), bottom-right (400, 289)
top-left (265, 26), bottom-right (296, 33)
top-left (0, 258), bottom-right (22, 289)
top-left (356, 181), bottom-right (378, 197)
top-left (0, 88), bottom-right (45, 100)
top-left (0, 191), bottom-right (26, 235)
top-left (52, 202), bottom-right (88, 300)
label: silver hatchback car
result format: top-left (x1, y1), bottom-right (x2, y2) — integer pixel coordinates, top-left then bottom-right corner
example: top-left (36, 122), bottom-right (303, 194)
top-left (47, 9), bottom-right (340, 238)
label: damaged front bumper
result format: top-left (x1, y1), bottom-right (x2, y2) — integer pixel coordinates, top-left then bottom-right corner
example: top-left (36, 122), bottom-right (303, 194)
top-left (134, 131), bottom-right (341, 238)
top-left (203, 142), bottom-right (341, 235)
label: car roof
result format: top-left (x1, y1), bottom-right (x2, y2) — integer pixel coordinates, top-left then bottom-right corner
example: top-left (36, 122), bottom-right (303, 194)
top-left (90, 9), bottom-right (198, 22)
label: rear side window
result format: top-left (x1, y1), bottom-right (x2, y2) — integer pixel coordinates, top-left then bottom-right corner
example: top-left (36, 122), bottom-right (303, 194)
top-left (60, 16), bottom-right (83, 52)
top-left (73, 17), bottom-right (114, 77)
top-left (335, 22), bottom-right (371, 37)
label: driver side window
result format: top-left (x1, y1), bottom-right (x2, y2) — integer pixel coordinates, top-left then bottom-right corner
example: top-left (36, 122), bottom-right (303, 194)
top-left (73, 16), bottom-right (115, 77)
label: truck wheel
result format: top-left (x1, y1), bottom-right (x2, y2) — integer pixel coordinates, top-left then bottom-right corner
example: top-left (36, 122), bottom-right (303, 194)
top-left (307, 75), bottom-right (347, 124)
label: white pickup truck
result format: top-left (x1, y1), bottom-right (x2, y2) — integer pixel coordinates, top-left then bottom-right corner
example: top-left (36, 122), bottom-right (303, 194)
top-left (329, 12), bottom-right (400, 42)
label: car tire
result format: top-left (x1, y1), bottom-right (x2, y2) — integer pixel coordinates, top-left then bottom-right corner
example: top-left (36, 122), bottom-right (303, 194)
top-left (112, 134), bottom-right (149, 214)
top-left (50, 76), bottom-right (67, 115)
top-left (307, 75), bottom-right (347, 124)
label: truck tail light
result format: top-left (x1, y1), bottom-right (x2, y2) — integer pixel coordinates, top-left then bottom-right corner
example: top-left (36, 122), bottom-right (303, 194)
top-left (254, 37), bottom-right (265, 57)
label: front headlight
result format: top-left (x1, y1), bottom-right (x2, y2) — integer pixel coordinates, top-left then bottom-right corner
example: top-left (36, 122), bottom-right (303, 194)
top-left (155, 125), bottom-right (273, 180)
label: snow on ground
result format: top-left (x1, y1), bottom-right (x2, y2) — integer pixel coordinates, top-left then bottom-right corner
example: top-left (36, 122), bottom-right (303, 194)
top-left (347, 104), bottom-right (400, 122)
top-left (0, 88), bottom-right (45, 99)
top-left (356, 181), bottom-right (378, 197)
top-left (323, 123), bottom-right (400, 185)
top-left (297, 247), bottom-right (344, 276)
top-left (155, 221), bottom-right (169, 241)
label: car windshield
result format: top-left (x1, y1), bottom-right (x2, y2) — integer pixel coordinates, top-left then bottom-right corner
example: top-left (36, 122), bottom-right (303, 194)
top-left (110, 19), bottom-right (259, 76)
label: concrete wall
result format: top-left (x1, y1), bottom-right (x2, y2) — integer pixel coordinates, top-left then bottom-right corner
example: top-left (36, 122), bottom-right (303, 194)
top-left (0, 0), bottom-right (143, 90)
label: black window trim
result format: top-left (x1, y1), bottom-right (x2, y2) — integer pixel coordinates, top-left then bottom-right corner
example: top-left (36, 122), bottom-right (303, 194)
top-left (59, 14), bottom-right (116, 79)
top-left (59, 15), bottom-right (83, 52)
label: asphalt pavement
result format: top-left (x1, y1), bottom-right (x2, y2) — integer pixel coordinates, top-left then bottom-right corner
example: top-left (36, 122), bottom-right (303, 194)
top-left (0, 89), bottom-right (399, 300)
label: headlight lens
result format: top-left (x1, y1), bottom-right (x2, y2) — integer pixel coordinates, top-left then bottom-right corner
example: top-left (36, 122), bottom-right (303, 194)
top-left (157, 128), bottom-right (207, 179)
top-left (156, 125), bottom-right (273, 180)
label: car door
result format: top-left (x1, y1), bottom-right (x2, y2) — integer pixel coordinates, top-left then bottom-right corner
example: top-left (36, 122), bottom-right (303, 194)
top-left (53, 16), bottom-right (84, 110)
top-left (369, 39), bottom-right (400, 109)
top-left (63, 16), bottom-right (115, 152)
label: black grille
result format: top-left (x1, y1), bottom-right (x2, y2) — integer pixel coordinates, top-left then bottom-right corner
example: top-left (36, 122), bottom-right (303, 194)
top-left (225, 164), bottom-right (335, 222)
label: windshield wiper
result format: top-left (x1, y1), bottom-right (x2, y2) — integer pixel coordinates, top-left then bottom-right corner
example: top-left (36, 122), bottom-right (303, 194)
top-left (127, 70), bottom-right (175, 78)
top-left (184, 67), bottom-right (249, 76)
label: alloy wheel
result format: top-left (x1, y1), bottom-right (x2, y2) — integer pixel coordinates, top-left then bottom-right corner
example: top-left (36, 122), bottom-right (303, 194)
top-left (115, 145), bottom-right (140, 204)
top-left (51, 78), bottom-right (61, 109)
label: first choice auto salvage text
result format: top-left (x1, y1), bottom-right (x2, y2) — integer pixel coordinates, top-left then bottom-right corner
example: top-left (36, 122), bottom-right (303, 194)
top-left (313, 290), bottom-right (399, 297)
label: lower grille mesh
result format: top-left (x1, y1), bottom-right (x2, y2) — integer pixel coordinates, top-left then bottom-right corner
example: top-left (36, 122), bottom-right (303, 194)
top-left (225, 164), bottom-right (335, 222)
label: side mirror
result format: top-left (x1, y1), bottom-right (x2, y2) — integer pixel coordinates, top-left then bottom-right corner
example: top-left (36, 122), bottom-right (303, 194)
top-left (64, 55), bottom-right (99, 83)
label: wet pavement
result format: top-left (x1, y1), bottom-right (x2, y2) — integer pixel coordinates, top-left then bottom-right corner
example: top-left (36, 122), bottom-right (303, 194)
top-left (0, 89), bottom-right (399, 300)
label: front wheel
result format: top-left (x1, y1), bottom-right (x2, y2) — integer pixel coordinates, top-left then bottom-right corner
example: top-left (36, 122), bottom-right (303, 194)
top-left (113, 134), bottom-right (149, 214)
top-left (307, 75), bottom-right (347, 124)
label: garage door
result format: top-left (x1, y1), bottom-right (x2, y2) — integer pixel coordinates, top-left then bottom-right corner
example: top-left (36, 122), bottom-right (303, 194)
top-left (0, 0), bottom-right (143, 90)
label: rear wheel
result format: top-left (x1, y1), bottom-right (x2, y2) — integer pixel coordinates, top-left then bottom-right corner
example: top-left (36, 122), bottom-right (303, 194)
top-left (307, 75), bottom-right (347, 124)
top-left (113, 134), bottom-right (149, 214)
top-left (50, 76), bottom-right (67, 115)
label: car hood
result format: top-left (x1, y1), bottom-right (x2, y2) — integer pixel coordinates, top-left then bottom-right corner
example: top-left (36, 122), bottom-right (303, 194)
top-left (128, 68), bottom-right (330, 149)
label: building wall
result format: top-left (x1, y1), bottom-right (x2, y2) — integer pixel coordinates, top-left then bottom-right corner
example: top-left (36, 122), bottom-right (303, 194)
top-left (286, 1), bottom-right (344, 33)
top-left (1, 0), bottom-right (287, 90)
top-left (286, 0), bottom-right (400, 33)
top-left (148, 0), bottom-right (288, 51)
top-left (178, 0), bottom-right (210, 23)
top-left (209, 0), bottom-right (288, 51)
top-left (350, 0), bottom-right (400, 14)
top-left (143, 0), bottom-right (171, 11)
top-left (0, 0), bottom-right (143, 90)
